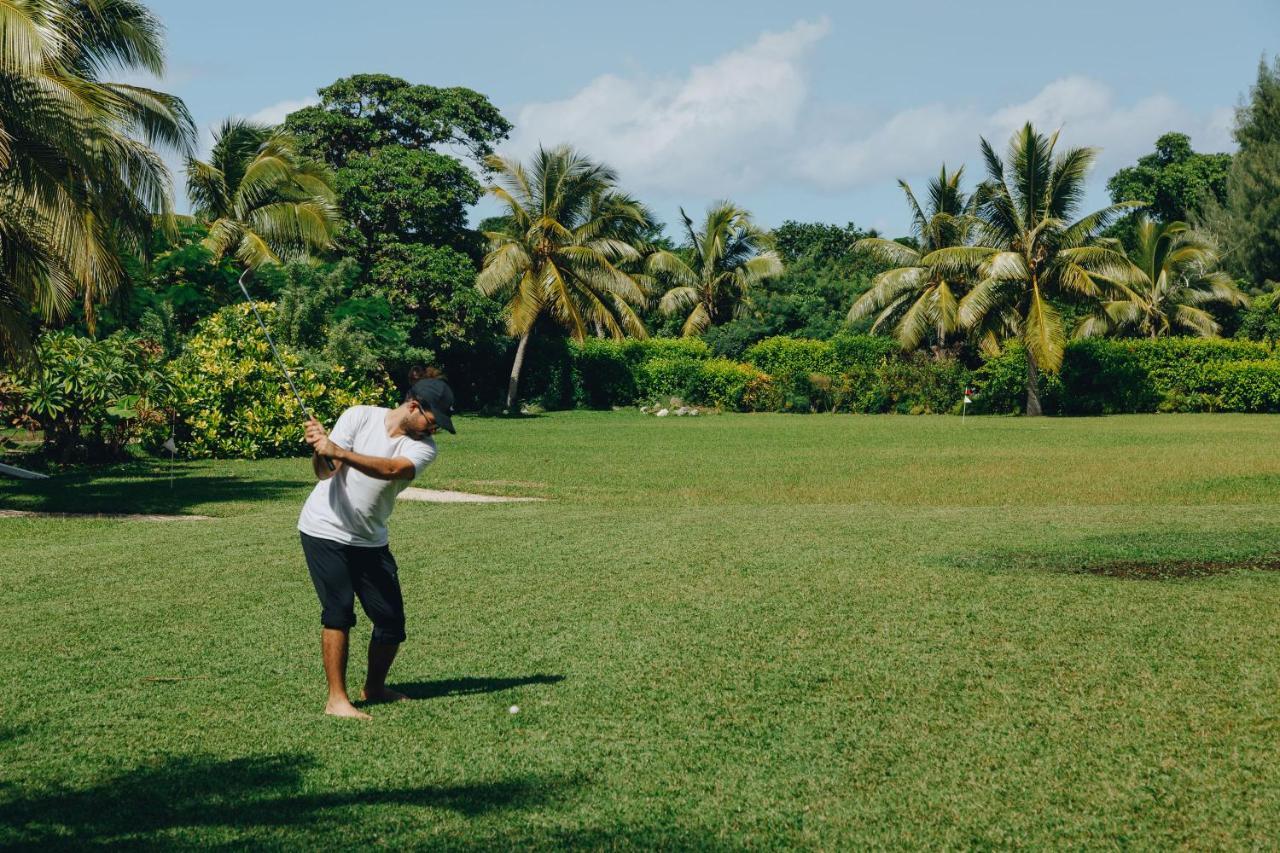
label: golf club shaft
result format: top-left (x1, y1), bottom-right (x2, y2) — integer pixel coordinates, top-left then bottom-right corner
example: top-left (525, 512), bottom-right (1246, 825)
top-left (237, 273), bottom-right (336, 472)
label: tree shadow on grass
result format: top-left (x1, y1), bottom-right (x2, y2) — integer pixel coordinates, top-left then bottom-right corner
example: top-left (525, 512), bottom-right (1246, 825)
top-left (0, 753), bottom-right (583, 849)
top-left (0, 463), bottom-right (301, 517)
top-left (390, 674), bottom-right (566, 701)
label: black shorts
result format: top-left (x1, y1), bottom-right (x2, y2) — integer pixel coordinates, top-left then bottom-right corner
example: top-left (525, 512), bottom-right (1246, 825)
top-left (300, 532), bottom-right (406, 644)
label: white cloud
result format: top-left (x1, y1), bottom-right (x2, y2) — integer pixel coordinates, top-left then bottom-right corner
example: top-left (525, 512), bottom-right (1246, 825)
top-left (796, 76), bottom-right (1219, 192)
top-left (506, 18), bottom-right (829, 195)
top-left (502, 20), bottom-right (1234, 211)
top-left (246, 96), bottom-right (317, 127)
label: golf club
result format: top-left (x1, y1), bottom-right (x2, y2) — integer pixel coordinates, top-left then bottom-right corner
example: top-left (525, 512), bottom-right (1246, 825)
top-left (237, 271), bottom-right (336, 472)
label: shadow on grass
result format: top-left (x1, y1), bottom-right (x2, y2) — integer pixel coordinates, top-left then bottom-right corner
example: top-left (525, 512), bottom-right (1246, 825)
top-left (0, 463), bottom-right (300, 516)
top-left (0, 753), bottom-right (583, 849)
top-left (390, 674), bottom-right (565, 700)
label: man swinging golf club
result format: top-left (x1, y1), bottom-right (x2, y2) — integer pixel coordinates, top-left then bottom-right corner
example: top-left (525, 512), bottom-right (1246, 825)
top-left (298, 377), bottom-right (455, 720)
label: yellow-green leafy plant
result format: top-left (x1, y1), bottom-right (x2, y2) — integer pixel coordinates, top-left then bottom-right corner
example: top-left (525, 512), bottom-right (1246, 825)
top-left (166, 303), bottom-right (393, 458)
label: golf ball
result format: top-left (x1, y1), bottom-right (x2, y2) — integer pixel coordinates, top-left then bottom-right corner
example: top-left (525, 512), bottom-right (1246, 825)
top-left (508, 705), bottom-right (520, 714)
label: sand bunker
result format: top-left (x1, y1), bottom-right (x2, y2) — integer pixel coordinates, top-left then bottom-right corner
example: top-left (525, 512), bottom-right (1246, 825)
top-left (398, 488), bottom-right (544, 504)
top-left (0, 509), bottom-right (213, 521)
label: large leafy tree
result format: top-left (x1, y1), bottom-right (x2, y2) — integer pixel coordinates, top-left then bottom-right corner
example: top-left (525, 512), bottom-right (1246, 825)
top-left (186, 119), bottom-right (340, 269)
top-left (283, 74), bottom-right (511, 395)
top-left (655, 202), bottom-right (782, 337)
top-left (699, 221), bottom-right (880, 357)
top-left (1076, 217), bottom-right (1246, 339)
top-left (284, 73), bottom-right (509, 263)
top-left (946, 123), bottom-right (1137, 415)
top-left (0, 0), bottom-right (195, 359)
top-left (847, 166), bottom-right (975, 353)
top-left (1107, 134), bottom-right (1231, 225)
top-left (476, 145), bottom-right (655, 411)
top-left (1200, 57), bottom-right (1280, 288)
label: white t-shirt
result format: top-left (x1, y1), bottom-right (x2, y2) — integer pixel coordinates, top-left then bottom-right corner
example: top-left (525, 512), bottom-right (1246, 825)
top-left (297, 406), bottom-right (436, 547)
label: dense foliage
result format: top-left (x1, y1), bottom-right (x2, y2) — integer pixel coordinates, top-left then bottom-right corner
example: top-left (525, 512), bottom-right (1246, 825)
top-left (3, 332), bottom-right (171, 462)
top-left (1105, 133), bottom-right (1231, 248)
top-left (1200, 57), bottom-right (1280, 288)
top-left (4, 4), bottom-right (1280, 464)
top-left (163, 304), bottom-right (391, 458)
top-left (0, 0), bottom-right (194, 358)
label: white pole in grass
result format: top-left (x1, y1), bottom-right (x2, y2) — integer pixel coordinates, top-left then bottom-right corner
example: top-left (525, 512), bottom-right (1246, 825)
top-left (163, 409), bottom-right (177, 489)
top-left (963, 386), bottom-right (973, 420)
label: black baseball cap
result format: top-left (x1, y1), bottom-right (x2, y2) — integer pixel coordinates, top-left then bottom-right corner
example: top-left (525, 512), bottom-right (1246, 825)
top-left (409, 378), bottom-right (456, 434)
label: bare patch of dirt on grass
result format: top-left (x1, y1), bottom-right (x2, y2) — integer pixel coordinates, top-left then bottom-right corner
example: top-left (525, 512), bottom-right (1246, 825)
top-left (1076, 556), bottom-right (1280, 581)
top-left (0, 509), bottom-right (213, 521)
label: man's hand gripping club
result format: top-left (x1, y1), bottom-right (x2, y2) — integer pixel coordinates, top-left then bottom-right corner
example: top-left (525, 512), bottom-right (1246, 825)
top-left (305, 418), bottom-right (416, 482)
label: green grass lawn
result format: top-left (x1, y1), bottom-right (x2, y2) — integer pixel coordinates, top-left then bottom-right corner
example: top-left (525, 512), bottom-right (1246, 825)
top-left (3, 412), bottom-right (1280, 848)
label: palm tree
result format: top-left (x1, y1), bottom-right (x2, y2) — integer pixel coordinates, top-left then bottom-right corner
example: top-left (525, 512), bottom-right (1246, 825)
top-left (653, 202), bottom-right (782, 336)
top-left (0, 0), bottom-right (196, 359)
top-left (940, 123), bottom-right (1139, 415)
top-left (1076, 217), bottom-right (1247, 339)
top-left (847, 165), bottom-right (975, 353)
top-left (186, 119), bottom-right (340, 269)
top-left (476, 145), bottom-right (656, 411)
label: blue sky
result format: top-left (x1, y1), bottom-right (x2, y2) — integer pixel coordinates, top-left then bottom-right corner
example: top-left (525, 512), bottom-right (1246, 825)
top-left (148, 0), bottom-right (1276, 236)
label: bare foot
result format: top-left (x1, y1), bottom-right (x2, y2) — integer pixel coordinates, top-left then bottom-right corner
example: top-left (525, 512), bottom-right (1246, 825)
top-left (325, 698), bottom-right (372, 720)
top-left (360, 686), bottom-right (409, 704)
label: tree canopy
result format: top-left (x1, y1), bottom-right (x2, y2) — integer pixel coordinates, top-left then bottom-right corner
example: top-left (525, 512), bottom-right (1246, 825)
top-left (1200, 57), bottom-right (1280, 287)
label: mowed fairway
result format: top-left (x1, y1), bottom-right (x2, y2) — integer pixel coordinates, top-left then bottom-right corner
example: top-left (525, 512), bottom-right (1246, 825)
top-left (4, 412), bottom-right (1280, 848)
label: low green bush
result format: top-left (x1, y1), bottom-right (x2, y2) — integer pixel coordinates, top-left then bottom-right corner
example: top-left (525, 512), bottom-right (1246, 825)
top-left (744, 337), bottom-right (840, 378)
top-left (635, 356), bottom-right (767, 410)
top-left (572, 339), bottom-right (636, 408)
top-left (1178, 360), bottom-right (1280, 413)
top-left (617, 337), bottom-right (711, 366)
top-left (970, 344), bottom-right (1064, 415)
top-left (3, 332), bottom-right (172, 462)
top-left (165, 303), bottom-right (394, 458)
top-left (744, 334), bottom-right (900, 381)
top-left (1058, 339), bottom-right (1159, 415)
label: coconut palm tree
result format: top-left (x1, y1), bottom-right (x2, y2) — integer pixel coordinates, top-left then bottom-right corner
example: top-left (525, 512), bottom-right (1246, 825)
top-left (847, 165), bottom-right (975, 353)
top-left (939, 123), bottom-right (1139, 415)
top-left (186, 119), bottom-right (340, 269)
top-left (1076, 217), bottom-right (1247, 339)
top-left (0, 0), bottom-right (196, 359)
top-left (476, 145), bottom-right (657, 411)
top-left (653, 202), bottom-right (782, 337)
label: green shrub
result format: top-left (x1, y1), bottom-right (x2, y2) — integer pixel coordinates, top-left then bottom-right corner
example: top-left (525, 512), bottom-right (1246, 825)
top-left (882, 355), bottom-right (970, 414)
top-left (744, 337), bottom-right (839, 377)
top-left (166, 303), bottom-right (394, 458)
top-left (1182, 360), bottom-right (1280, 413)
top-left (617, 337), bottom-right (711, 366)
top-left (971, 344), bottom-right (1063, 415)
top-left (695, 359), bottom-right (771, 410)
top-left (1058, 339), bottom-right (1159, 414)
top-left (745, 334), bottom-right (900, 379)
top-left (3, 332), bottom-right (172, 462)
top-left (572, 339), bottom-right (636, 408)
top-left (829, 333), bottom-right (900, 369)
top-left (1127, 338), bottom-right (1271, 401)
top-left (635, 356), bottom-right (767, 410)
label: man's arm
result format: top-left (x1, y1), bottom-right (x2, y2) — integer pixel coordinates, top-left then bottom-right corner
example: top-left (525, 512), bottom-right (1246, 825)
top-left (323, 446), bottom-right (415, 481)
top-left (312, 451), bottom-right (342, 481)
top-left (305, 418), bottom-right (415, 481)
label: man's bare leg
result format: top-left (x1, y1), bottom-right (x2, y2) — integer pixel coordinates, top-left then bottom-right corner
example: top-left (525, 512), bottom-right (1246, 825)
top-left (322, 627), bottom-right (371, 720)
top-left (361, 640), bottom-right (408, 703)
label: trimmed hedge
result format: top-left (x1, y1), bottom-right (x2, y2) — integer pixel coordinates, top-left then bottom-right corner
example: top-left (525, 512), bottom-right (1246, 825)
top-left (524, 333), bottom-right (1280, 416)
top-left (972, 338), bottom-right (1279, 415)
